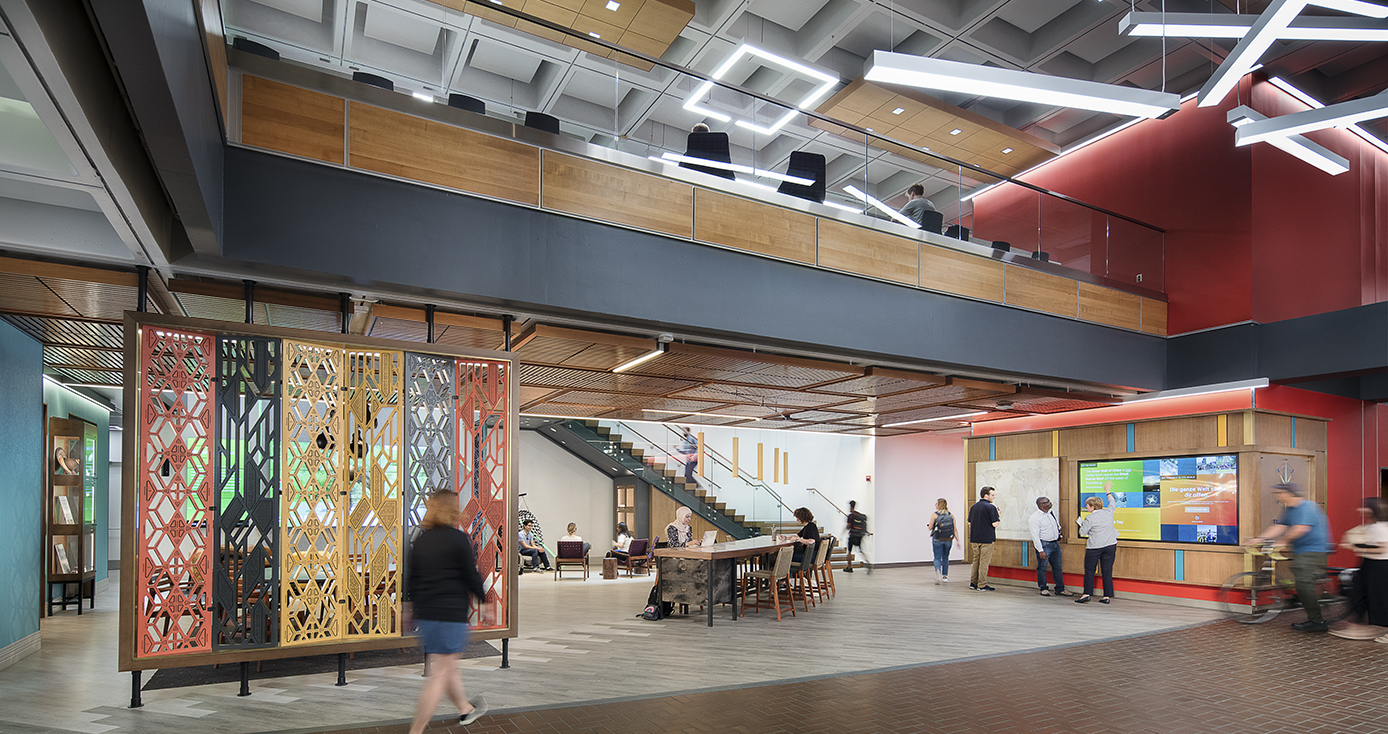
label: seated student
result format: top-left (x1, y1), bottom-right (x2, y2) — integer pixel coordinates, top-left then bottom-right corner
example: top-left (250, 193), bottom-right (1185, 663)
top-left (681, 123), bottom-right (736, 180)
top-left (666, 506), bottom-right (702, 548)
top-left (560, 523), bottom-right (591, 557)
top-left (900, 183), bottom-right (937, 228)
top-left (787, 507), bottom-right (820, 564)
top-left (608, 522), bottom-right (633, 560)
top-left (518, 519), bottom-right (550, 571)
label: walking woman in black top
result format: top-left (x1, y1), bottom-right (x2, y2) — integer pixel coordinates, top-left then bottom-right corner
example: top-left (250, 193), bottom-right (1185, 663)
top-left (406, 489), bottom-right (489, 732)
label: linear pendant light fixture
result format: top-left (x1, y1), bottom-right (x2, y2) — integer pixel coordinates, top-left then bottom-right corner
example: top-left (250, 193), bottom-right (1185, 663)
top-left (1267, 77), bottom-right (1388, 154)
top-left (612, 343), bottom-right (667, 373)
top-left (1197, 0), bottom-right (1388, 108)
top-left (1120, 11), bottom-right (1388, 41)
top-left (1227, 105), bottom-right (1349, 174)
top-left (683, 44), bottom-right (838, 136)
top-left (862, 51), bottom-right (1180, 119)
top-left (1234, 89), bottom-right (1388, 147)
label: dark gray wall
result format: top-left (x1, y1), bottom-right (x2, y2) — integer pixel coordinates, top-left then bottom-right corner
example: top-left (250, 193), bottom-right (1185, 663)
top-left (221, 148), bottom-right (1167, 390)
top-left (87, 0), bottom-right (223, 255)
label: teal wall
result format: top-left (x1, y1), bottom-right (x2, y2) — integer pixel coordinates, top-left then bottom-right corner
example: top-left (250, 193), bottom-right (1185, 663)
top-left (0, 320), bottom-right (42, 650)
top-left (42, 381), bottom-right (111, 585)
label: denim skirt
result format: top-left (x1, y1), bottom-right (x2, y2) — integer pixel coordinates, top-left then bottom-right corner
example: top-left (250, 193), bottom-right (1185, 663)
top-left (415, 619), bottom-right (470, 655)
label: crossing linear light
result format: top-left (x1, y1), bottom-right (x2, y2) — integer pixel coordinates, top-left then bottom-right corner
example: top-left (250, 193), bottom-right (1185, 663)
top-left (1197, 0), bottom-right (1388, 108)
top-left (1235, 88), bottom-right (1388, 146)
top-left (1267, 77), bottom-right (1388, 154)
top-left (682, 44), bottom-right (839, 136)
top-left (862, 50), bottom-right (1180, 119)
top-left (1228, 105), bottom-right (1349, 174)
top-left (1120, 11), bottom-right (1388, 41)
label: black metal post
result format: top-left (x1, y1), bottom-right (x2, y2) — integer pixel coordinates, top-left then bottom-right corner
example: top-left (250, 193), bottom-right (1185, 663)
top-left (238, 661), bottom-right (251, 696)
top-left (339, 292), bottom-right (351, 334)
top-left (243, 280), bottom-right (256, 324)
top-left (336, 653), bottom-right (347, 686)
top-left (502, 315), bottom-right (514, 351)
top-left (136, 265), bottom-right (150, 313)
top-left (426, 304), bottom-right (436, 343)
top-left (130, 671), bottom-right (143, 708)
top-left (501, 314), bottom-right (514, 671)
top-left (500, 638), bottom-right (509, 669)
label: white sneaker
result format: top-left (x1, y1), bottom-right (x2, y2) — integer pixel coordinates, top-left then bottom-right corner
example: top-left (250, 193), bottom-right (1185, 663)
top-left (941, 576), bottom-right (949, 582)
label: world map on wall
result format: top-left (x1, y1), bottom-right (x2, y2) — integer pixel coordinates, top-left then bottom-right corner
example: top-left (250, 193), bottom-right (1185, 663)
top-left (975, 458), bottom-right (1061, 542)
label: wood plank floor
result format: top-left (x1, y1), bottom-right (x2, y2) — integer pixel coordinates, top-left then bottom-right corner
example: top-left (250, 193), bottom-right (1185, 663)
top-left (0, 569), bottom-right (1223, 734)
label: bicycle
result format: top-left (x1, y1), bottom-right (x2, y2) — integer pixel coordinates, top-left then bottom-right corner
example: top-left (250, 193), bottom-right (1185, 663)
top-left (1217, 542), bottom-right (1352, 624)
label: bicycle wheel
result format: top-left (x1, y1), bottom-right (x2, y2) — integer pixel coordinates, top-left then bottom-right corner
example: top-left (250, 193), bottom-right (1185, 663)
top-left (1219, 571), bottom-right (1292, 623)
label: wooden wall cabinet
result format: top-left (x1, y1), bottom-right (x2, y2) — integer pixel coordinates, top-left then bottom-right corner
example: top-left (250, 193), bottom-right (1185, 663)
top-left (48, 417), bottom-right (98, 614)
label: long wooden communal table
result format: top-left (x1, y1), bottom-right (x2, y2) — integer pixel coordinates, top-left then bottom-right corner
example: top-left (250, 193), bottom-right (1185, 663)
top-left (654, 536), bottom-right (797, 627)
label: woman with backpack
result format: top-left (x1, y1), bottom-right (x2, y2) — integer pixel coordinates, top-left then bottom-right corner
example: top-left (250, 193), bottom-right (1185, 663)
top-left (929, 498), bottom-right (958, 585)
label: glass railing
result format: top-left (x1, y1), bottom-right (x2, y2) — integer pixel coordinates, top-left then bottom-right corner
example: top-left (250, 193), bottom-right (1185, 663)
top-left (224, 0), bottom-right (1164, 294)
top-left (594, 420), bottom-right (793, 530)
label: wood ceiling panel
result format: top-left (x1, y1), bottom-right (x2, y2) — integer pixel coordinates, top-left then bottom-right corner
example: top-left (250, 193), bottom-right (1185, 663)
top-left (368, 316), bottom-right (429, 343)
top-left (950, 387), bottom-right (1119, 414)
top-left (833, 378), bottom-right (1015, 413)
top-left (785, 422), bottom-right (858, 433)
top-left (809, 367), bottom-right (945, 397)
top-left (519, 386), bottom-right (562, 407)
top-left (783, 410), bottom-right (863, 422)
top-left (48, 367), bottom-right (122, 387)
top-left (639, 412), bottom-right (746, 426)
top-left (522, 403), bottom-right (615, 418)
top-left (2, 316), bottom-right (123, 349)
top-left (813, 79), bottom-right (1059, 178)
top-left (174, 292), bottom-right (268, 326)
top-left (38, 278), bottom-right (146, 320)
top-left (835, 426), bottom-right (916, 437)
top-left (547, 390), bottom-right (724, 413)
top-left (561, 371), bottom-right (700, 395)
top-left (434, 324), bottom-right (506, 350)
top-left (263, 303), bottom-right (343, 332)
top-left (732, 418), bottom-right (816, 430)
top-left (513, 325), bottom-right (656, 370)
top-left (519, 364), bottom-right (608, 389)
top-left (631, 343), bottom-right (861, 388)
top-left (435, 0), bottom-right (692, 69)
top-left (668, 383), bottom-right (853, 409)
top-left (0, 274), bottom-right (80, 317)
top-left (43, 346), bottom-right (123, 372)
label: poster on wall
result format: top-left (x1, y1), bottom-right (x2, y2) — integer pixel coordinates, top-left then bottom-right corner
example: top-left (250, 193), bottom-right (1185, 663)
top-left (974, 458), bottom-right (1061, 541)
top-left (1078, 454), bottom-right (1238, 544)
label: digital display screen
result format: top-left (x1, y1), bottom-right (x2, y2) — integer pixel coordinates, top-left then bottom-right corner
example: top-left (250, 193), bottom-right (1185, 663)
top-left (1077, 454), bottom-right (1238, 545)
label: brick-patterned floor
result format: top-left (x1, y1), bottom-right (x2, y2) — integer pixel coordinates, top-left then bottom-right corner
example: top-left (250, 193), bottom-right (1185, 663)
top-left (303, 618), bottom-right (1388, 734)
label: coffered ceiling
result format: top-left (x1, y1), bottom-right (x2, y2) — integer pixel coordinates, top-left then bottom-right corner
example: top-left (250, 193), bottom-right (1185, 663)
top-left (222, 0), bottom-right (1388, 215)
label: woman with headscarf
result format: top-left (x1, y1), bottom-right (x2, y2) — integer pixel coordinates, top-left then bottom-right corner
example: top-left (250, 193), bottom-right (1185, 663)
top-left (665, 506), bottom-right (703, 548)
top-left (406, 489), bottom-right (489, 733)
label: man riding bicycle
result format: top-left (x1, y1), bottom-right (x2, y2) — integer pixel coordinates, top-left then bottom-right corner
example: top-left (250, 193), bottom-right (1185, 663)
top-left (1247, 482), bottom-right (1334, 632)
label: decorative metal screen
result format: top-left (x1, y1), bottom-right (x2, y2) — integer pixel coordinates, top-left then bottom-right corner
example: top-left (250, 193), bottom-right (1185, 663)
top-left (138, 327), bottom-right (215, 656)
top-left (404, 354), bottom-right (454, 532)
top-left (213, 336), bottom-right (280, 648)
top-left (281, 340), bottom-right (343, 645)
top-left (342, 350), bottom-right (403, 638)
top-left (457, 359), bottom-right (509, 630)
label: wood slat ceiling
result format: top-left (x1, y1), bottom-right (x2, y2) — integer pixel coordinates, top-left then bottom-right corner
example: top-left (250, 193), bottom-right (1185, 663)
top-left (514, 324), bottom-right (656, 370)
top-left (631, 343), bottom-right (863, 389)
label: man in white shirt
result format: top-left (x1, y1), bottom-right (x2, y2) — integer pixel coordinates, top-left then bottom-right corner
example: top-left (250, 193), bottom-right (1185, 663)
top-left (1029, 496), bottom-right (1071, 597)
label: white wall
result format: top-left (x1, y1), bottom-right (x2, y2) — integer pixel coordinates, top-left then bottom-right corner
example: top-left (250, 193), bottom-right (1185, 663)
top-left (874, 432), bottom-right (967, 565)
top-left (518, 431), bottom-right (615, 559)
top-left (108, 427), bottom-right (122, 565)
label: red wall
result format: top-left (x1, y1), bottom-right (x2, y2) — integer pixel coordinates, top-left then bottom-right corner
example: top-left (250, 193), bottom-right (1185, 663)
top-left (974, 76), bottom-right (1388, 335)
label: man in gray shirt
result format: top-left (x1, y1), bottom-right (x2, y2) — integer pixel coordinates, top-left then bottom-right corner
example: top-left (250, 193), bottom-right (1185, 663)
top-left (899, 183), bottom-right (936, 228)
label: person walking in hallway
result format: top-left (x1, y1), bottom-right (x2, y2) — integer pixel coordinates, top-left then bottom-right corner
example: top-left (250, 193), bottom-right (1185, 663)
top-left (930, 498), bottom-right (958, 584)
top-left (405, 489), bottom-right (489, 733)
top-left (844, 500), bottom-right (870, 573)
top-left (1030, 496), bottom-right (1071, 597)
top-left (968, 487), bottom-right (1000, 591)
top-left (1248, 482), bottom-right (1334, 631)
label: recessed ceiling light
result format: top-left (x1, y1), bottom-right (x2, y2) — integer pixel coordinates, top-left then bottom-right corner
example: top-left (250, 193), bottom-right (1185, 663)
top-left (1001, 147), bottom-right (1013, 154)
top-left (412, 91), bottom-right (434, 102)
top-left (588, 31), bottom-right (601, 38)
top-left (949, 128), bottom-right (962, 135)
top-left (489, 0), bottom-right (501, 4)
top-left (891, 107), bottom-right (905, 115)
top-left (606, 0), bottom-right (621, 9)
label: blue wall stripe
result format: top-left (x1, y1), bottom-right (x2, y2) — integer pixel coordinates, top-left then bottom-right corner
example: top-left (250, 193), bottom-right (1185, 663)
top-left (1174, 550), bottom-right (1185, 581)
top-left (1126, 423), bottom-right (1135, 452)
top-left (989, 436), bottom-right (996, 461)
top-left (1290, 417), bottom-right (1297, 447)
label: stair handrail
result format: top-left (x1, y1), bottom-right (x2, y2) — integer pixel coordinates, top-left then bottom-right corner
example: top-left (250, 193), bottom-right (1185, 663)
top-left (599, 420), bottom-right (725, 493)
top-left (649, 423), bottom-right (795, 516)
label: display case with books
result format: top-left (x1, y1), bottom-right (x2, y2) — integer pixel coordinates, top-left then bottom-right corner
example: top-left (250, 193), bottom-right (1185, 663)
top-left (48, 417), bottom-right (97, 614)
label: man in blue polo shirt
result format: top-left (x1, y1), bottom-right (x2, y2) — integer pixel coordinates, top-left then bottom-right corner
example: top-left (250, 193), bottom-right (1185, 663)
top-left (1249, 482), bottom-right (1334, 632)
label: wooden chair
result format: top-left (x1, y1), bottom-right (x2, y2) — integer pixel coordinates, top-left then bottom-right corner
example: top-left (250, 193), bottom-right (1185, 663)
top-left (555, 541), bottom-right (588, 580)
top-left (815, 536), bottom-right (837, 600)
top-left (741, 546), bottom-right (796, 621)
top-left (619, 538), bottom-right (650, 576)
top-left (809, 538), bottom-right (833, 603)
top-left (790, 545), bottom-right (817, 611)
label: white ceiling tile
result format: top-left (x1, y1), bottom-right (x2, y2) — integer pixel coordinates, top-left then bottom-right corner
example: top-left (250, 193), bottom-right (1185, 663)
top-left (363, 4), bottom-right (443, 55)
top-left (469, 38), bottom-right (544, 84)
top-left (251, 0), bottom-right (324, 23)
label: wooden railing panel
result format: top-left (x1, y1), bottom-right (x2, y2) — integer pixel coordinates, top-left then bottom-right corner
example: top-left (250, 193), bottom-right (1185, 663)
top-left (1141, 298), bottom-right (1168, 336)
top-left (816, 219), bottom-right (919, 286)
top-left (541, 152), bottom-right (693, 238)
top-left (918, 246), bottom-right (1004, 302)
top-left (1005, 266), bottom-right (1078, 317)
top-left (1077, 282), bottom-right (1141, 330)
top-left (241, 76), bottom-right (345, 164)
top-left (693, 190), bottom-right (815, 264)
top-left (348, 103), bottom-right (539, 206)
